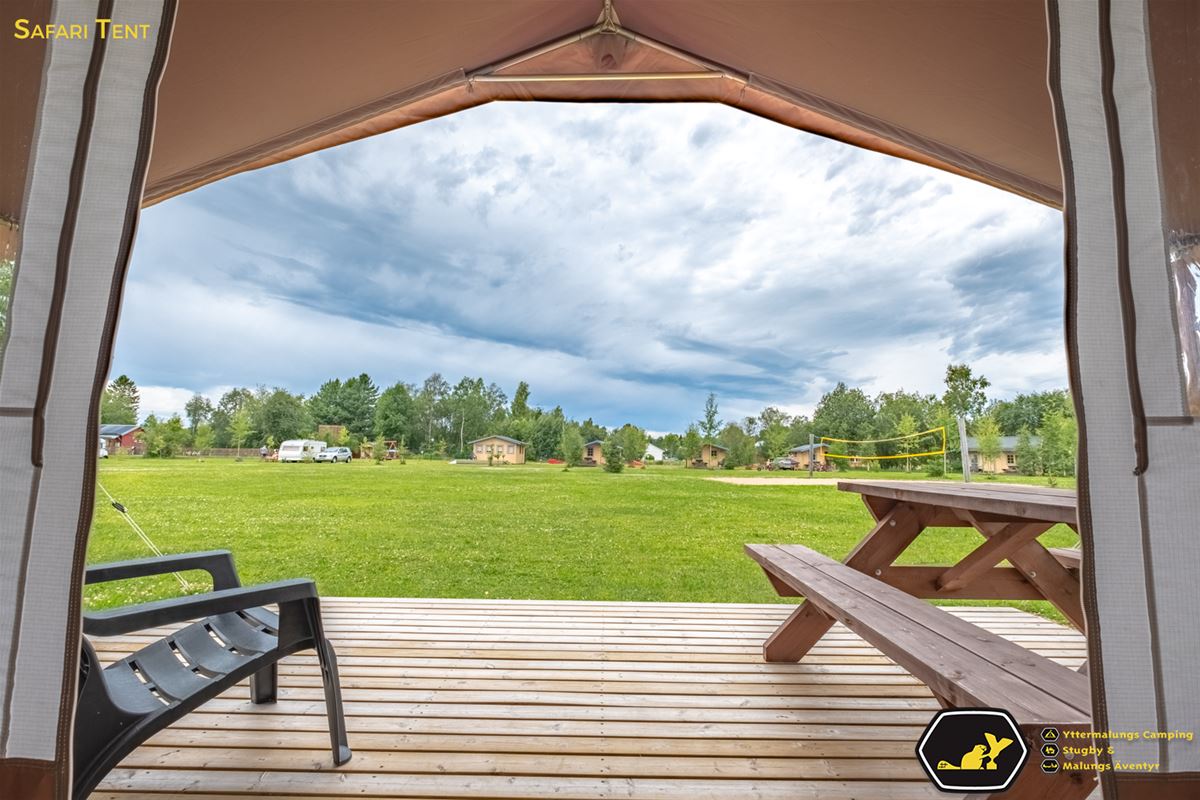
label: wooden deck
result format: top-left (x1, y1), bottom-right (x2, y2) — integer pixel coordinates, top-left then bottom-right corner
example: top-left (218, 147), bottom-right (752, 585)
top-left (91, 598), bottom-right (1087, 799)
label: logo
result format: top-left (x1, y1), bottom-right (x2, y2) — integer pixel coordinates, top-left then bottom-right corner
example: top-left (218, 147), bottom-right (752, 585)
top-left (916, 708), bottom-right (1029, 792)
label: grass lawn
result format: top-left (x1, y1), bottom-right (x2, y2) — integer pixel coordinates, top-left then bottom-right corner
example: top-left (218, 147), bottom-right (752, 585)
top-left (87, 458), bottom-right (1079, 621)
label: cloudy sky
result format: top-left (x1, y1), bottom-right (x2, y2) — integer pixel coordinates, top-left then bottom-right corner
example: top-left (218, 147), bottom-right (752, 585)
top-left (116, 102), bottom-right (1067, 431)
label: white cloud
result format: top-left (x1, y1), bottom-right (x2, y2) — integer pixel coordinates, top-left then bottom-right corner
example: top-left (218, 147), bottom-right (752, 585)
top-left (114, 102), bottom-right (1066, 430)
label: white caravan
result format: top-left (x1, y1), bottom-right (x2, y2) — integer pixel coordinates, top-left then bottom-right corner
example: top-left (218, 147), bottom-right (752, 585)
top-left (277, 439), bottom-right (326, 462)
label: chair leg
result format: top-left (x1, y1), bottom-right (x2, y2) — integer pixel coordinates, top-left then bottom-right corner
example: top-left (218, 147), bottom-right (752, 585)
top-left (250, 662), bottom-right (277, 704)
top-left (316, 635), bottom-right (352, 765)
top-left (298, 597), bottom-right (351, 765)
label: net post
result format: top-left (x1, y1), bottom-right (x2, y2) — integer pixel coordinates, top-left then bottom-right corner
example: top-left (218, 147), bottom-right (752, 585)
top-left (808, 433), bottom-right (815, 478)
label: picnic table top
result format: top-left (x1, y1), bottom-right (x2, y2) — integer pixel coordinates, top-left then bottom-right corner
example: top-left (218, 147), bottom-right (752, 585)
top-left (837, 480), bottom-right (1078, 525)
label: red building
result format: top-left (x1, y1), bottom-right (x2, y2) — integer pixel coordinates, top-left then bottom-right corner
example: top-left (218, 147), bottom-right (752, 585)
top-left (99, 423), bottom-right (143, 453)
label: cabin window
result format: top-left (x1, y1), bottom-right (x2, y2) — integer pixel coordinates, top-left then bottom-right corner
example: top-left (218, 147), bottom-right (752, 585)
top-left (586, 446), bottom-right (594, 457)
top-left (507, 445), bottom-right (514, 453)
top-left (1007, 454), bottom-right (1016, 466)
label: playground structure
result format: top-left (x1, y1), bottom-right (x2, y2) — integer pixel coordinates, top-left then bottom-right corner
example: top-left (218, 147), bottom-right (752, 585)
top-left (358, 440), bottom-right (399, 460)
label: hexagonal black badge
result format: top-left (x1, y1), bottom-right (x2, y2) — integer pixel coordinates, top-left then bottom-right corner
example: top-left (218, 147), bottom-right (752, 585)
top-left (916, 708), bottom-right (1029, 793)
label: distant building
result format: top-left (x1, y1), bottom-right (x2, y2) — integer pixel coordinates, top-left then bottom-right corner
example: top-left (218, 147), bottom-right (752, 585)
top-left (965, 435), bottom-right (1039, 473)
top-left (470, 435), bottom-right (527, 464)
top-left (99, 423), bottom-right (142, 453)
top-left (583, 440), bottom-right (605, 467)
top-left (644, 443), bottom-right (665, 462)
top-left (688, 442), bottom-right (728, 470)
top-left (787, 442), bottom-right (829, 469)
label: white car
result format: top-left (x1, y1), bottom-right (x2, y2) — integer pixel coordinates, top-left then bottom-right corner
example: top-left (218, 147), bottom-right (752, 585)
top-left (315, 446), bottom-right (353, 463)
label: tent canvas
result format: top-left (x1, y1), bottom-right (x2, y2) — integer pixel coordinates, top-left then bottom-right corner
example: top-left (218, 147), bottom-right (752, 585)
top-left (1, 1), bottom-right (1197, 797)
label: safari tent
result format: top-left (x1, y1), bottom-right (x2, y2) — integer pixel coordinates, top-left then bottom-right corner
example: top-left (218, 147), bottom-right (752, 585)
top-left (1, 1), bottom-right (1197, 797)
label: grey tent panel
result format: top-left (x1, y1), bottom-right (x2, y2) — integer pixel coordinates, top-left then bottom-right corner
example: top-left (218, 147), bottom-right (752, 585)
top-left (0, 0), bottom-right (173, 769)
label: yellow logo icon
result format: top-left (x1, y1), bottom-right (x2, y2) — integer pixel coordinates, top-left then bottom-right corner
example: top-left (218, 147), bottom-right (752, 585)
top-left (936, 732), bottom-right (1015, 771)
top-left (916, 708), bottom-right (1029, 792)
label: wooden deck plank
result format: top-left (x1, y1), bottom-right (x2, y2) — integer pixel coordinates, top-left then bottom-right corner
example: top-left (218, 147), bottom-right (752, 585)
top-left (95, 598), bottom-right (1085, 799)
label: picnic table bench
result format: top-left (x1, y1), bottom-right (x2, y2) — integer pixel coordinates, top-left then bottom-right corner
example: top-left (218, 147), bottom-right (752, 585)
top-left (747, 480), bottom-right (1094, 800)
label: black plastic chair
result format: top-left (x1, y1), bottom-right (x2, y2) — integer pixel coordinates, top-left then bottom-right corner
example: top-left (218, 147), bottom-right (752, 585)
top-left (74, 550), bottom-right (351, 799)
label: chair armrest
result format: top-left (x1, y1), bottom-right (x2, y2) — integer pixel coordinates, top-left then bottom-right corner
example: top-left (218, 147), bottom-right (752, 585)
top-left (85, 550), bottom-right (242, 591)
top-left (83, 579), bottom-right (318, 637)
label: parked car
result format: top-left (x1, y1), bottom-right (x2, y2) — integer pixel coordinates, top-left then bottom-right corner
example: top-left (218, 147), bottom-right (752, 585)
top-left (315, 446), bottom-right (353, 463)
top-left (278, 439), bottom-right (326, 462)
top-left (769, 457), bottom-right (797, 471)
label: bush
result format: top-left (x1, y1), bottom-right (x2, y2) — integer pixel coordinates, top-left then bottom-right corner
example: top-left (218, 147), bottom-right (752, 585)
top-left (602, 439), bottom-right (625, 473)
top-left (924, 459), bottom-right (945, 478)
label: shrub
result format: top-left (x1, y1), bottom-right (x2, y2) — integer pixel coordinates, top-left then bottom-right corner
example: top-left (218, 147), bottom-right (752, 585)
top-left (602, 439), bottom-right (625, 473)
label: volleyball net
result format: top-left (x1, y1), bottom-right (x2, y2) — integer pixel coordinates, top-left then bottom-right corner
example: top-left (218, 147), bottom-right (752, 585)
top-left (818, 426), bottom-right (947, 461)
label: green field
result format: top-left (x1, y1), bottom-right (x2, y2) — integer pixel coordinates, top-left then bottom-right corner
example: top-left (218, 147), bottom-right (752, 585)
top-left (87, 458), bottom-right (1078, 620)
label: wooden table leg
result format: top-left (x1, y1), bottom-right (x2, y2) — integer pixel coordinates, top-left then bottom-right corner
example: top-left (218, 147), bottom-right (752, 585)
top-left (762, 501), bottom-right (925, 661)
top-left (936, 522), bottom-right (1054, 592)
top-left (961, 511), bottom-right (1086, 630)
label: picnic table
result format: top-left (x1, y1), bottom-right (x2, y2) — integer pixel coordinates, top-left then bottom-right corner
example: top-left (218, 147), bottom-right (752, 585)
top-left (745, 480), bottom-right (1093, 799)
top-left (756, 480), bottom-right (1082, 662)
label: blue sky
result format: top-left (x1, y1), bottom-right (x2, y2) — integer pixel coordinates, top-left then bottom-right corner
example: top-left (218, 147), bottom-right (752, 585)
top-left (115, 102), bottom-right (1067, 431)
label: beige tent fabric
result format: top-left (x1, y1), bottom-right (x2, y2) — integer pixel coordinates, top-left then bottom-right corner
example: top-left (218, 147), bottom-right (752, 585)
top-left (1, 0), bottom-right (1062, 221)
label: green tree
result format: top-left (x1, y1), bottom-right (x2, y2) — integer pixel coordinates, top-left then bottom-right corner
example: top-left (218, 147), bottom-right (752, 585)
top-left (718, 423), bottom-right (757, 468)
top-left (990, 390), bottom-right (1073, 436)
top-left (100, 375), bottom-right (140, 424)
top-left (973, 414), bottom-right (1003, 475)
top-left (415, 373), bottom-right (450, 452)
top-left (786, 414), bottom-right (815, 448)
top-left (699, 393), bottom-right (722, 440)
top-left (812, 382), bottom-right (876, 464)
top-left (1015, 427), bottom-right (1041, 475)
top-left (511, 381), bottom-right (532, 417)
top-left (611, 424), bottom-right (648, 464)
top-left (192, 423), bottom-right (215, 454)
top-left (230, 406), bottom-right (253, 457)
top-left (211, 387), bottom-right (254, 447)
top-left (1039, 409), bottom-right (1077, 477)
top-left (254, 388), bottom-right (312, 444)
top-left (874, 390), bottom-right (937, 459)
top-left (375, 382), bottom-right (416, 443)
top-left (601, 437), bottom-right (625, 473)
top-left (680, 424), bottom-right (702, 464)
top-left (560, 426), bottom-right (585, 467)
top-left (340, 373), bottom-right (379, 439)
top-left (138, 414), bottom-right (189, 457)
top-left (530, 407), bottom-right (566, 461)
top-left (896, 412), bottom-right (918, 472)
top-left (942, 363), bottom-right (990, 420)
top-left (657, 433), bottom-right (682, 459)
top-left (760, 421), bottom-right (791, 461)
top-left (578, 418), bottom-right (607, 444)
top-left (308, 374), bottom-right (378, 439)
top-left (0, 258), bottom-right (12, 344)
top-left (184, 393), bottom-right (213, 437)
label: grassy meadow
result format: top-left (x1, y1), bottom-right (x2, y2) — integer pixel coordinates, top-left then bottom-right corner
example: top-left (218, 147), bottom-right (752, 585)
top-left (87, 458), bottom-right (1078, 620)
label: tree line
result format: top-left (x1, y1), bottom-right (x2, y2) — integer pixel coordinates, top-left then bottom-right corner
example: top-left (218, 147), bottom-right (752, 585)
top-left (100, 362), bottom-right (1078, 476)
